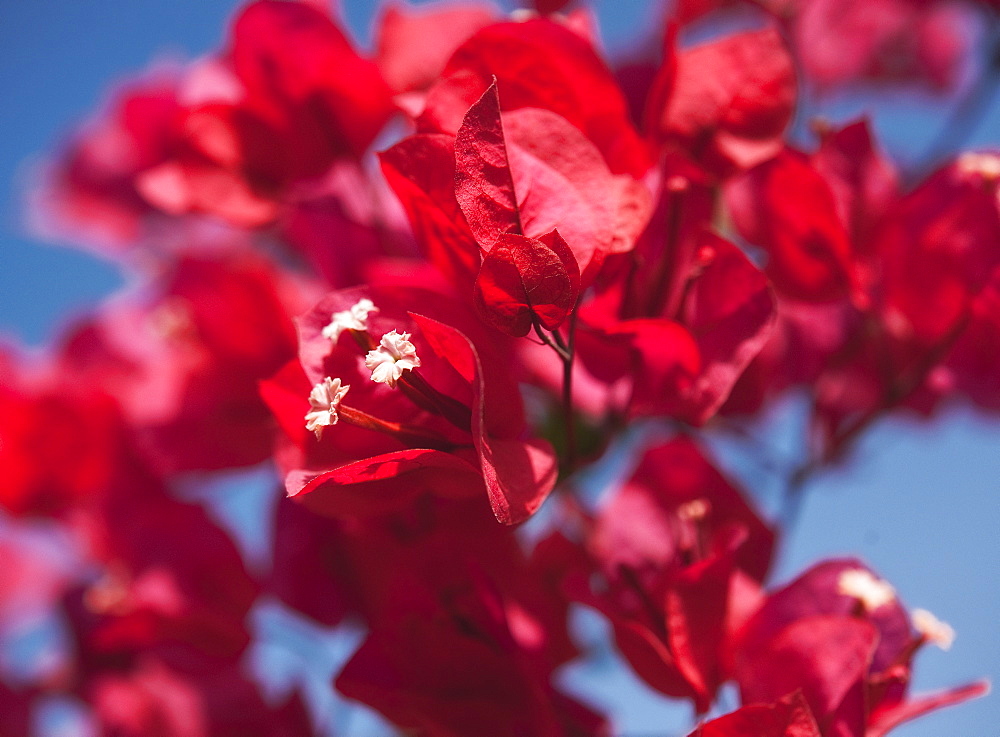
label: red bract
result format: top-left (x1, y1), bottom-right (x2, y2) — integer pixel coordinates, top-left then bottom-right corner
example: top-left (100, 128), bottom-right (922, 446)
top-left (474, 230), bottom-right (580, 336)
top-left (810, 121), bottom-right (899, 255)
top-left (375, 1), bottom-right (498, 96)
top-left (724, 130), bottom-right (1000, 460)
top-left (674, 0), bottom-right (975, 92)
top-left (266, 497), bottom-right (356, 626)
top-left (454, 81), bottom-right (651, 286)
top-left (308, 495), bottom-right (595, 735)
top-left (413, 312), bottom-right (559, 523)
top-left (270, 286), bottom-right (557, 524)
top-left (339, 622), bottom-right (593, 737)
top-left (67, 483), bottom-right (260, 671)
top-left (288, 449), bottom-right (485, 519)
top-left (453, 82), bottom-right (521, 252)
top-left (652, 27), bottom-right (796, 177)
top-left (61, 254), bottom-right (303, 472)
top-left (419, 18), bottom-right (651, 176)
top-left (89, 659), bottom-right (315, 737)
top-left (8, 0), bottom-right (1000, 734)
top-left (0, 529), bottom-right (75, 626)
top-left (687, 691), bottom-right (821, 737)
top-left (727, 149), bottom-right (857, 302)
top-left (228, 0), bottom-right (394, 161)
top-left (380, 132), bottom-right (482, 290)
top-left (0, 682), bottom-right (32, 737)
top-left (0, 376), bottom-right (123, 517)
top-left (671, 232), bottom-right (777, 421)
top-left (336, 545), bottom-right (603, 737)
top-left (574, 228), bottom-right (774, 423)
top-left (383, 78), bottom-right (651, 306)
top-left (875, 154), bottom-right (1000, 347)
top-left (938, 268), bottom-right (1000, 410)
top-left (53, 1), bottom-right (397, 232)
top-left (564, 438), bottom-right (775, 712)
top-left (35, 70), bottom-right (183, 251)
top-left (729, 560), bottom-right (988, 736)
top-left (721, 122), bottom-right (886, 412)
top-left (338, 615), bottom-right (605, 737)
top-left (791, 0), bottom-right (972, 91)
top-left (569, 316), bottom-right (702, 419)
top-left (278, 160), bottom-right (419, 289)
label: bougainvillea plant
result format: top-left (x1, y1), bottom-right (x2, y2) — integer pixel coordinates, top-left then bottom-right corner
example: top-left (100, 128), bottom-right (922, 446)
top-left (2, 0), bottom-right (998, 735)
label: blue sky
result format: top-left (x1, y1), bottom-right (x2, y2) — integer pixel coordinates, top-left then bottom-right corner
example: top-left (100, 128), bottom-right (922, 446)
top-left (0, 1), bottom-right (997, 735)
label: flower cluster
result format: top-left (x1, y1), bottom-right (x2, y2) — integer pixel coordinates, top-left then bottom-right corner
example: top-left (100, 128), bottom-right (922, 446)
top-left (2, 0), bottom-right (998, 735)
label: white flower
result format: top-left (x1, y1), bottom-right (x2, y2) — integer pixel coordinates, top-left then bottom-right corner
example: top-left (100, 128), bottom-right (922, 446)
top-left (677, 498), bottom-right (711, 522)
top-left (321, 298), bottom-right (379, 343)
top-left (957, 151), bottom-right (1000, 181)
top-left (365, 330), bottom-right (421, 388)
top-left (912, 608), bottom-right (956, 650)
top-left (838, 569), bottom-right (896, 612)
top-left (304, 377), bottom-right (350, 439)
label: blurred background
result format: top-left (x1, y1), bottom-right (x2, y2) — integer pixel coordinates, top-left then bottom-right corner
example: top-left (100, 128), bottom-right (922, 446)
top-left (1, 1), bottom-right (998, 735)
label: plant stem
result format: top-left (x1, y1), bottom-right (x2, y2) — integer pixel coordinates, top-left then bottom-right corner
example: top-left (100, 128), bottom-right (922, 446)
top-left (562, 310), bottom-right (578, 471)
top-left (338, 405), bottom-right (459, 451)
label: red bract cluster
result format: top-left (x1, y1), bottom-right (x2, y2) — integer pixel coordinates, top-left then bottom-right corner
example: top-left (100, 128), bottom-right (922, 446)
top-left (4, 0), bottom-right (998, 735)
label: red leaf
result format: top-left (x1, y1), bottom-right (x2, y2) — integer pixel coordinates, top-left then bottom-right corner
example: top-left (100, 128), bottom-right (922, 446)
top-left (474, 230), bottom-right (580, 337)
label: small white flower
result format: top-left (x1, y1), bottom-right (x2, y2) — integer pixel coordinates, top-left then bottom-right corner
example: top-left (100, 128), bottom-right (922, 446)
top-left (304, 377), bottom-right (350, 439)
top-left (365, 330), bottom-right (421, 388)
top-left (677, 498), bottom-right (711, 522)
top-left (838, 569), bottom-right (896, 612)
top-left (912, 608), bottom-right (955, 651)
top-left (321, 298), bottom-right (379, 343)
top-left (957, 151), bottom-right (1000, 181)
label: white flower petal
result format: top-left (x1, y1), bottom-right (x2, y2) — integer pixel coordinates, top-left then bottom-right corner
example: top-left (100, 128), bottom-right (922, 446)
top-left (365, 330), bottom-right (421, 388)
top-left (913, 608), bottom-right (955, 650)
top-left (322, 298), bottom-right (379, 343)
top-left (304, 377), bottom-right (350, 438)
top-left (838, 569), bottom-right (895, 612)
